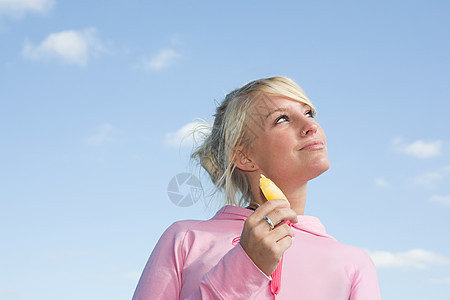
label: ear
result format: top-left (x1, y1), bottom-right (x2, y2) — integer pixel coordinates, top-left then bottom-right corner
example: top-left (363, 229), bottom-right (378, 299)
top-left (233, 146), bottom-right (258, 171)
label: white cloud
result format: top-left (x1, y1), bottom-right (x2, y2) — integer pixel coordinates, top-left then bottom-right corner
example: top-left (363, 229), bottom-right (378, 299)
top-left (426, 277), bottom-right (450, 284)
top-left (85, 123), bottom-right (113, 146)
top-left (367, 248), bottom-right (450, 270)
top-left (413, 165), bottom-right (450, 189)
top-left (22, 27), bottom-right (105, 66)
top-left (414, 171), bottom-right (443, 188)
top-left (374, 177), bottom-right (390, 188)
top-left (392, 138), bottom-right (443, 159)
top-left (429, 195), bottom-right (450, 206)
top-left (136, 48), bottom-right (180, 71)
top-left (164, 121), bottom-right (210, 148)
top-left (169, 35), bottom-right (183, 46)
top-left (0, 0), bottom-right (54, 18)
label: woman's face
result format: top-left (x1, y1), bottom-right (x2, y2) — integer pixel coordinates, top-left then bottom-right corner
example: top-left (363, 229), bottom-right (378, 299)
top-left (245, 94), bottom-right (330, 186)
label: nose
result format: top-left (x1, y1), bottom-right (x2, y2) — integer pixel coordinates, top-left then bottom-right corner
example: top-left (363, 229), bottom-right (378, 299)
top-left (301, 121), bottom-right (318, 137)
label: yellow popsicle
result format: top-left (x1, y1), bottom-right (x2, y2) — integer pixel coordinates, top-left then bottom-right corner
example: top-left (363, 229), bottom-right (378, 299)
top-left (259, 174), bottom-right (290, 206)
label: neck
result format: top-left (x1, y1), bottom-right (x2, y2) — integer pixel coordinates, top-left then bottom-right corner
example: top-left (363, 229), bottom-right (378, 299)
top-left (249, 173), bottom-right (307, 215)
top-left (284, 183), bottom-right (307, 215)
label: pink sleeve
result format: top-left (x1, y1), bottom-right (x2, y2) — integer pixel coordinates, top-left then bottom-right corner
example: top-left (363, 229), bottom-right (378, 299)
top-left (186, 244), bottom-right (270, 299)
top-left (348, 249), bottom-right (382, 300)
top-left (132, 223), bottom-right (184, 300)
top-left (132, 223), bottom-right (270, 300)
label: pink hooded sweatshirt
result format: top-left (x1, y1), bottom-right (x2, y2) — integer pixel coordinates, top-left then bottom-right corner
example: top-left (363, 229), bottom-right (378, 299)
top-left (132, 206), bottom-right (381, 299)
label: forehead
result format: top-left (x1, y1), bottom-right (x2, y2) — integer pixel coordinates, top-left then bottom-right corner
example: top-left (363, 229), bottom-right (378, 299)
top-left (247, 93), bottom-right (308, 116)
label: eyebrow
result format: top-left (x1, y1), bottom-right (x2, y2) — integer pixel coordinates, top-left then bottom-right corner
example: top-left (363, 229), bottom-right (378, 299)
top-left (265, 108), bottom-right (287, 119)
top-left (265, 103), bottom-right (313, 119)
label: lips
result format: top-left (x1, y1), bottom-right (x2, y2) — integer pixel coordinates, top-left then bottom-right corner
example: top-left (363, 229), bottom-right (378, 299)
top-left (299, 139), bottom-right (325, 151)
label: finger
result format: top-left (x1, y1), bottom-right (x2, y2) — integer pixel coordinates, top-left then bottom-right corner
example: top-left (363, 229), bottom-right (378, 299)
top-left (252, 199), bottom-right (291, 220)
top-left (259, 214), bottom-right (283, 232)
top-left (275, 235), bottom-right (293, 253)
top-left (266, 208), bottom-right (298, 227)
top-left (269, 223), bottom-right (293, 242)
top-left (259, 212), bottom-right (293, 232)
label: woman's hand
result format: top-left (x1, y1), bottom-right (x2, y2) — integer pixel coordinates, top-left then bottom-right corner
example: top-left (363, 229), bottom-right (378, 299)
top-left (239, 199), bottom-right (298, 276)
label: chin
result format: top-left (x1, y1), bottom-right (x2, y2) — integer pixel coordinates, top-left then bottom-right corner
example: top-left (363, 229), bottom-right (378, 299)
top-left (307, 157), bottom-right (330, 181)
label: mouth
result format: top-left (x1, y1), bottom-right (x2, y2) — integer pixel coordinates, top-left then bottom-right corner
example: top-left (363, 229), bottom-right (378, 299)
top-left (299, 139), bottom-right (325, 151)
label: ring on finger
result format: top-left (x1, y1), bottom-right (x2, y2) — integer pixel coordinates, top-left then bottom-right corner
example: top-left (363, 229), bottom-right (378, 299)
top-left (263, 216), bottom-right (275, 230)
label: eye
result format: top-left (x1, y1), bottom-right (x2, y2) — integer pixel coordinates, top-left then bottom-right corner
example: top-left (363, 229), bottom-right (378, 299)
top-left (274, 114), bottom-right (289, 125)
top-left (305, 109), bottom-right (314, 118)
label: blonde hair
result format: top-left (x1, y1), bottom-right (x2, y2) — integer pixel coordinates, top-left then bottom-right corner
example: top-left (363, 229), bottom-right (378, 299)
top-left (191, 76), bottom-right (316, 207)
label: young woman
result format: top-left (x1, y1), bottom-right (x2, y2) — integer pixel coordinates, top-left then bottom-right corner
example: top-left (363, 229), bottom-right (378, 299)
top-left (132, 76), bottom-right (381, 299)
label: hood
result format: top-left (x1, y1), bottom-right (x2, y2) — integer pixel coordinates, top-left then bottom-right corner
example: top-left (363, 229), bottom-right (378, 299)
top-left (213, 205), bottom-right (335, 240)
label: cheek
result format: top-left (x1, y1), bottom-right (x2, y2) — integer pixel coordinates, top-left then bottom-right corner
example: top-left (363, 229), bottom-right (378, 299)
top-left (251, 134), bottom-right (287, 166)
top-left (319, 127), bottom-right (327, 145)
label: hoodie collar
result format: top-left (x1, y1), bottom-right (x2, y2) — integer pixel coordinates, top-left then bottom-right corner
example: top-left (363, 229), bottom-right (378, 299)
top-left (213, 205), bottom-right (335, 240)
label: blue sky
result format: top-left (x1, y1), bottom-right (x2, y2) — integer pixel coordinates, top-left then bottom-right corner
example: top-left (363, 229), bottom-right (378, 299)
top-left (1, 1), bottom-right (449, 299)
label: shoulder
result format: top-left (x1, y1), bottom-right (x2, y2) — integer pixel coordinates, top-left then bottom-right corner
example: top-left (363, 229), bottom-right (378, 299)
top-left (156, 207), bottom-right (246, 252)
top-left (159, 219), bottom-right (204, 243)
top-left (338, 244), bottom-right (380, 292)
top-left (339, 242), bottom-right (376, 272)
top-left (313, 234), bottom-right (375, 270)
top-left (332, 240), bottom-right (374, 264)
top-left (150, 220), bottom-right (206, 263)
top-left (160, 216), bottom-right (229, 244)
top-left (164, 220), bottom-right (203, 235)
